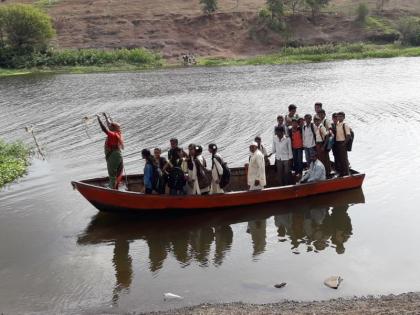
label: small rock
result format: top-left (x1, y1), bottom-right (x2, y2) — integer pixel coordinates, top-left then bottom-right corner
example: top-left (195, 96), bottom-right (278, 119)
top-left (163, 292), bottom-right (184, 301)
top-left (274, 282), bottom-right (287, 289)
top-left (324, 276), bottom-right (343, 289)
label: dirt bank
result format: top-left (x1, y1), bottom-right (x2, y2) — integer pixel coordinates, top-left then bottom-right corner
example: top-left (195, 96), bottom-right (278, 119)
top-left (1, 0), bottom-right (419, 61)
top-left (143, 292), bottom-right (420, 315)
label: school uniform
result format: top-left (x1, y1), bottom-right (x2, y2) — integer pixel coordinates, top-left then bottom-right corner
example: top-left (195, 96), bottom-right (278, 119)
top-left (314, 124), bottom-right (331, 176)
top-left (334, 121), bottom-right (351, 176)
top-left (210, 153), bottom-right (224, 194)
top-left (303, 123), bottom-right (317, 164)
top-left (272, 135), bottom-right (293, 186)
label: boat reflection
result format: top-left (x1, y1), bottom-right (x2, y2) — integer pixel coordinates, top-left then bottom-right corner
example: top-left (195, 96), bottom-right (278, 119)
top-left (77, 189), bottom-right (364, 304)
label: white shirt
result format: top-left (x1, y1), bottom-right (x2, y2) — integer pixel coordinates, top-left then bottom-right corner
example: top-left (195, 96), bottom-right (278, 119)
top-left (272, 136), bottom-right (293, 161)
top-left (335, 121), bottom-right (351, 142)
top-left (303, 123), bottom-right (316, 148)
top-left (301, 159), bottom-right (326, 183)
top-left (315, 124), bottom-right (327, 143)
top-left (248, 149), bottom-right (266, 187)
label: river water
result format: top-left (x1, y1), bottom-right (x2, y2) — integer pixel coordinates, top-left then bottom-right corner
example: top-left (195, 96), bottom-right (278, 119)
top-left (1, 57), bottom-right (420, 314)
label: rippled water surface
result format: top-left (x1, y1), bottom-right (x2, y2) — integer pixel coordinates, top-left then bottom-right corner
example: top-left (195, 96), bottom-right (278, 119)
top-left (1, 58), bottom-right (420, 314)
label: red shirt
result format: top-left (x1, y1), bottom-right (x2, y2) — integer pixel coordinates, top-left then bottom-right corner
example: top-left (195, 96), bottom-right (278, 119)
top-left (291, 128), bottom-right (303, 149)
top-left (105, 131), bottom-right (123, 150)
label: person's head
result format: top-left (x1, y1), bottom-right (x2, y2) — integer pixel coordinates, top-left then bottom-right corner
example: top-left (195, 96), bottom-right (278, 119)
top-left (196, 145), bottom-right (203, 155)
top-left (141, 148), bottom-right (151, 160)
top-left (332, 112), bottom-right (338, 124)
top-left (313, 115), bottom-right (321, 126)
top-left (175, 147), bottom-right (184, 158)
top-left (291, 118), bottom-right (298, 129)
top-left (319, 109), bottom-right (326, 120)
top-left (254, 136), bottom-right (262, 145)
top-left (153, 147), bottom-right (161, 159)
top-left (314, 102), bottom-right (323, 113)
top-left (298, 117), bottom-right (304, 127)
top-left (109, 122), bottom-right (121, 132)
top-left (249, 142), bottom-right (258, 153)
top-left (277, 115), bottom-right (284, 125)
top-left (170, 138), bottom-right (178, 149)
top-left (208, 143), bottom-right (218, 154)
top-left (310, 150), bottom-right (318, 162)
top-left (188, 143), bottom-right (196, 157)
top-left (288, 104), bottom-right (297, 115)
top-left (337, 111), bottom-right (345, 122)
top-left (304, 114), bottom-right (312, 125)
top-left (275, 126), bottom-right (285, 139)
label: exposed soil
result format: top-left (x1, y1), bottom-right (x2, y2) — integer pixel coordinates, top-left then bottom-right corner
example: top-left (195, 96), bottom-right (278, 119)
top-left (143, 292), bottom-right (420, 315)
top-left (1, 0), bottom-right (419, 61)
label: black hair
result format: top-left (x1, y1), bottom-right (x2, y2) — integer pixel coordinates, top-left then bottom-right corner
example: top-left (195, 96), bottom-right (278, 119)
top-left (275, 126), bottom-right (285, 134)
top-left (315, 102), bottom-right (323, 108)
top-left (288, 104), bottom-right (297, 111)
top-left (304, 114), bottom-right (312, 119)
top-left (196, 145), bottom-right (203, 155)
top-left (337, 111), bottom-right (345, 117)
top-left (170, 138), bottom-right (178, 144)
top-left (254, 136), bottom-right (261, 142)
top-left (141, 148), bottom-right (151, 158)
top-left (319, 109), bottom-right (326, 115)
top-left (208, 143), bottom-right (218, 151)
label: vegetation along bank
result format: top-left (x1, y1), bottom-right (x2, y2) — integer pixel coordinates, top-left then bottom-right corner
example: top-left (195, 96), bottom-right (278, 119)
top-left (0, 139), bottom-right (30, 188)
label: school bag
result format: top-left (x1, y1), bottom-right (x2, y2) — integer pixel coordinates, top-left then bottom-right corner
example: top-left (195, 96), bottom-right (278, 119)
top-left (196, 158), bottom-right (212, 190)
top-left (343, 124), bottom-right (355, 152)
top-left (168, 165), bottom-right (186, 190)
top-left (214, 156), bottom-right (231, 189)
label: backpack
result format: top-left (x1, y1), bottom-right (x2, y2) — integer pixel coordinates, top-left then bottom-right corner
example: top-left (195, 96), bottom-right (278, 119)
top-left (343, 123), bottom-right (355, 152)
top-left (214, 156), bottom-right (231, 189)
top-left (195, 158), bottom-right (212, 190)
top-left (168, 165), bottom-right (186, 190)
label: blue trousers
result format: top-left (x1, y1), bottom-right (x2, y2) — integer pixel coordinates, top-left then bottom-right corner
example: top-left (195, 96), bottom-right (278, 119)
top-left (292, 148), bottom-right (303, 175)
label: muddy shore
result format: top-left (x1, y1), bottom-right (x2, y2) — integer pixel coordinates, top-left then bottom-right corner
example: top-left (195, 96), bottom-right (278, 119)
top-left (143, 292), bottom-right (420, 314)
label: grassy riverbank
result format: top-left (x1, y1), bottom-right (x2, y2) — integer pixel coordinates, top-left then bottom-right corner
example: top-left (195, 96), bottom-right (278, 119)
top-left (1, 44), bottom-right (420, 77)
top-left (199, 43), bottom-right (420, 66)
top-left (0, 140), bottom-right (30, 188)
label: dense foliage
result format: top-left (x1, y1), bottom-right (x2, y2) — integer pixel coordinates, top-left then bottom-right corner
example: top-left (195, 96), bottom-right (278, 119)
top-left (0, 47), bottom-right (163, 69)
top-left (398, 17), bottom-right (420, 46)
top-left (305, 0), bottom-right (330, 23)
top-left (0, 140), bottom-right (29, 188)
top-left (0, 4), bottom-right (55, 53)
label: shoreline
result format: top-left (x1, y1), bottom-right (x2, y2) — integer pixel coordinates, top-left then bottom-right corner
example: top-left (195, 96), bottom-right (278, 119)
top-left (1, 44), bottom-right (420, 78)
top-left (142, 292), bottom-right (420, 315)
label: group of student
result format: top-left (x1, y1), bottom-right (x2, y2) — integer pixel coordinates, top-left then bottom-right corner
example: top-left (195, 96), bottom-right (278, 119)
top-left (96, 102), bottom-right (353, 194)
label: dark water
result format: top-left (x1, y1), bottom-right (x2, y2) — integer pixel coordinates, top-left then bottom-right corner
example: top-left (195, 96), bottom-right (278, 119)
top-left (1, 57), bottom-right (420, 314)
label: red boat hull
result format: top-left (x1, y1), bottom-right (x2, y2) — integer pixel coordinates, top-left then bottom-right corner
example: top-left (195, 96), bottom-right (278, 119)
top-left (71, 172), bottom-right (365, 214)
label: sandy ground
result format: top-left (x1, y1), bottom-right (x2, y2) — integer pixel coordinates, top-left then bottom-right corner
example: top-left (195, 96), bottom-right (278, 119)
top-left (144, 292), bottom-right (420, 315)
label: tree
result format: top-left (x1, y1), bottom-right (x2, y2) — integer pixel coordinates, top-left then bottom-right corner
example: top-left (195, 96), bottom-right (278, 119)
top-left (356, 3), bottom-right (369, 24)
top-left (305, 0), bottom-right (330, 23)
top-left (199, 0), bottom-right (218, 15)
top-left (0, 4), bottom-right (55, 53)
top-left (266, 0), bottom-right (284, 20)
top-left (284, 0), bottom-right (303, 15)
top-left (398, 17), bottom-right (420, 46)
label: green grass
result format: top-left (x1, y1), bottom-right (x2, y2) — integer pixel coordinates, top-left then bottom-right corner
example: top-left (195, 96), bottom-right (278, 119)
top-left (0, 140), bottom-right (30, 188)
top-left (365, 16), bottom-right (398, 35)
top-left (198, 43), bottom-right (420, 67)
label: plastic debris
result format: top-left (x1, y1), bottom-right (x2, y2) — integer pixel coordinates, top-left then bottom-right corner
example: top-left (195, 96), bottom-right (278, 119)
top-left (324, 276), bottom-right (343, 289)
top-left (163, 293), bottom-right (184, 301)
top-left (274, 282), bottom-right (287, 289)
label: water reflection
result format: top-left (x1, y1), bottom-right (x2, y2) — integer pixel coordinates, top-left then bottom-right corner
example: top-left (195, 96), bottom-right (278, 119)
top-left (77, 189), bottom-right (364, 304)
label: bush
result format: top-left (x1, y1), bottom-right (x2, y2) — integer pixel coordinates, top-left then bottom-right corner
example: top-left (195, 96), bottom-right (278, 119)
top-left (398, 17), bottom-right (420, 46)
top-left (356, 3), bottom-right (369, 24)
top-left (305, 0), bottom-right (330, 24)
top-left (0, 140), bottom-right (29, 188)
top-left (199, 0), bottom-right (218, 15)
top-left (0, 4), bottom-right (55, 53)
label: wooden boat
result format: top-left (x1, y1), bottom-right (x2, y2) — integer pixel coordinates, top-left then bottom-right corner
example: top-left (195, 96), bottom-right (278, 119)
top-left (71, 165), bottom-right (365, 215)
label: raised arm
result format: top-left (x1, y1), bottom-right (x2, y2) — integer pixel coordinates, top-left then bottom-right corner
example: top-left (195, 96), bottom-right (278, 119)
top-left (97, 115), bottom-right (108, 134)
top-left (102, 113), bottom-right (113, 128)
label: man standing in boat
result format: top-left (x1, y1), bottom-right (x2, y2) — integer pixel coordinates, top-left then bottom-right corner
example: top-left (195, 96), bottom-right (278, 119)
top-left (334, 112), bottom-right (352, 177)
top-left (247, 142), bottom-right (266, 191)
